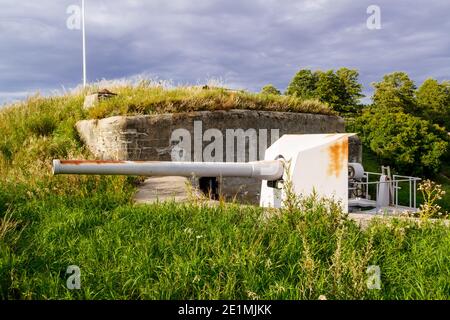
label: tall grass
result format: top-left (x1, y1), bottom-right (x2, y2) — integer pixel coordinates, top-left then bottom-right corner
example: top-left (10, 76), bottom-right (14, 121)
top-left (86, 84), bottom-right (334, 119)
top-left (0, 87), bottom-right (449, 300)
top-left (2, 194), bottom-right (449, 300)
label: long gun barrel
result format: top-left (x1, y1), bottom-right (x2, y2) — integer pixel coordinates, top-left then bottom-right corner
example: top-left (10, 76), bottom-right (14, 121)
top-left (52, 160), bottom-right (284, 181)
top-left (52, 134), bottom-right (356, 211)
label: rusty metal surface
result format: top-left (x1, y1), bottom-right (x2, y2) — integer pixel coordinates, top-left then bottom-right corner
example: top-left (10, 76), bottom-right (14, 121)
top-left (260, 133), bottom-right (355, 211)
top-left (53, 159), bottom-right (284, 181)
top-left (327, 139), bottom-right (348, 178)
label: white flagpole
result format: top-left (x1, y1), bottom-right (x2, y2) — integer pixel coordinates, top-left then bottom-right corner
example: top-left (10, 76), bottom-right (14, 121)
top-left (82, 0), bottom-right (87, 88)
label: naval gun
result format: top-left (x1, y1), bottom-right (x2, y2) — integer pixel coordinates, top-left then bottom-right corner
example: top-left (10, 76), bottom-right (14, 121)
top-left (53, 134), bottom-right (353, 211)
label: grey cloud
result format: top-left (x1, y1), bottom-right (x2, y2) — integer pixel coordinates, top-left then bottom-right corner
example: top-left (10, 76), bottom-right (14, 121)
top-left (0, 0), bottom-right (449, 105)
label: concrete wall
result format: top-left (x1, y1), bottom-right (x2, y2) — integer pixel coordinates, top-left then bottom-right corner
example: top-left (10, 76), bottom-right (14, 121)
top-left (76, 110), bottom-right (361, 203)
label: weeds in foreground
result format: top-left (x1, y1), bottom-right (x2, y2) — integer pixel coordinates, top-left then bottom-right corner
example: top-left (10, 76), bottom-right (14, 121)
top-left (417, 180), bottom-right (448, 219)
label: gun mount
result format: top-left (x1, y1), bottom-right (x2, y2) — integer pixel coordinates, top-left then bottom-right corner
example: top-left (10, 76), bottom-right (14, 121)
top-left (53, 134), bottom-right (421, 213)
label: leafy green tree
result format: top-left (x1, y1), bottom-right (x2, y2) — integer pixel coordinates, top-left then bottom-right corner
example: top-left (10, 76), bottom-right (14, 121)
top-left (260, 84), bottom-right (281, 95)
top-left (286, 68), bottom-right (363, 114)
top-left (372, 72), bottom-right (417, 114)
top-left (314, 70), bottom-right (343, 110)
top-left (354, 108), bottom-right (449, 175)
top-left (285, 69), bottom-right (317, 99)
top-left (336, 68), bottom-right (364, 110)
top-left (416, 78), bottom-right (450, 130)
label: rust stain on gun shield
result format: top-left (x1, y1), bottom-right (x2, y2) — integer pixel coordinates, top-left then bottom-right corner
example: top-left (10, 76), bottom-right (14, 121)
top-left (60, 160), bottom-right (126, 165)
top-left (327, 139), bottom-right (348, 178)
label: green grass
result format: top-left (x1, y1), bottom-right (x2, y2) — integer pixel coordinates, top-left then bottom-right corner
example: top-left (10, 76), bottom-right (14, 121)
top-left (2, 195), bottom-right (449, 300)
top-left (86, 85), bottom-right (334, 119)
top-left (0, 87), bottom-right (449, 300)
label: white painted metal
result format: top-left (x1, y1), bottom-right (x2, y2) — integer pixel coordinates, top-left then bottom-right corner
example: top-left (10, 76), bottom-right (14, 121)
top-left (260, 134), bottom-right (354, 211)
top-left (52, 160), bottom-right (284, 181)
top-left (376, 175), bottom-right (391, 208)
top-left (348, 162), bottom-right (365, 180)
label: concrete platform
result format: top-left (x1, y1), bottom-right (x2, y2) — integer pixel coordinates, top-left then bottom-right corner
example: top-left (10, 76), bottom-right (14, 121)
top-left (349, 198), bottom-right (419, 215)
top-left (133, 176), bottom-right (193, 204)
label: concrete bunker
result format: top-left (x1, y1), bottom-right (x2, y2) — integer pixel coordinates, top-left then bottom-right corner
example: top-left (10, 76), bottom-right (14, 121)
top-left (75, 110), bottom-right (362, 204)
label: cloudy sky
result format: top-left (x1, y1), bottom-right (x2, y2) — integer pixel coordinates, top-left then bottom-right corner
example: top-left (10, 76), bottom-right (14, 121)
top-left (0, 0), bottom-right (449, 105)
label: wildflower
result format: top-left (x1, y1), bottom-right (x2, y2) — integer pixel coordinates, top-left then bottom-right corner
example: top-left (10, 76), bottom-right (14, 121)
top-left (247, 291), bottom-right (260, 300)
top-left (418, 180), bottom-right (446, 219)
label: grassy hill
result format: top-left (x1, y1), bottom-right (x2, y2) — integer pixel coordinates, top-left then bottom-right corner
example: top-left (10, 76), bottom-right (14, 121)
top-left (0, 85), bottom-right (449, 299)
top-left (86, 84), bottom-right (334, 119)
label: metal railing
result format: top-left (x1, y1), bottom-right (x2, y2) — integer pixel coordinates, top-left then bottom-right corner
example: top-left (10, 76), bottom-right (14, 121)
top-left (393, 174), bottom-right (421, 209)
top-left (350, 171), bottom-right (421, 210)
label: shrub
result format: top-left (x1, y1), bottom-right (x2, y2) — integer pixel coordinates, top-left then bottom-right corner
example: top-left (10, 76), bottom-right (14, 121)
top-left (260, 84), bottom-right (281, 95)
top-left (353, 109), bottom-right (449, 175)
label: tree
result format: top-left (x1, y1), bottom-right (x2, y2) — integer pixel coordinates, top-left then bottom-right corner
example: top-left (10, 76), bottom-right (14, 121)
top-left (416, 78), bottom-right (450, 130)
top-left (285, 68), bottom-right (364, 114)
top-left (372, 72), bottom-right (417, 114)
top-left (336, 68), bottom-right (364, 110)
top-left (314, 70), bottom-right (343, 110)
top-left (260, 84), bottom-right (281, 95)
top-left (353, 108), bottom-right (449, 175)
top-left (285, 69), bottom-right (317, 99)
